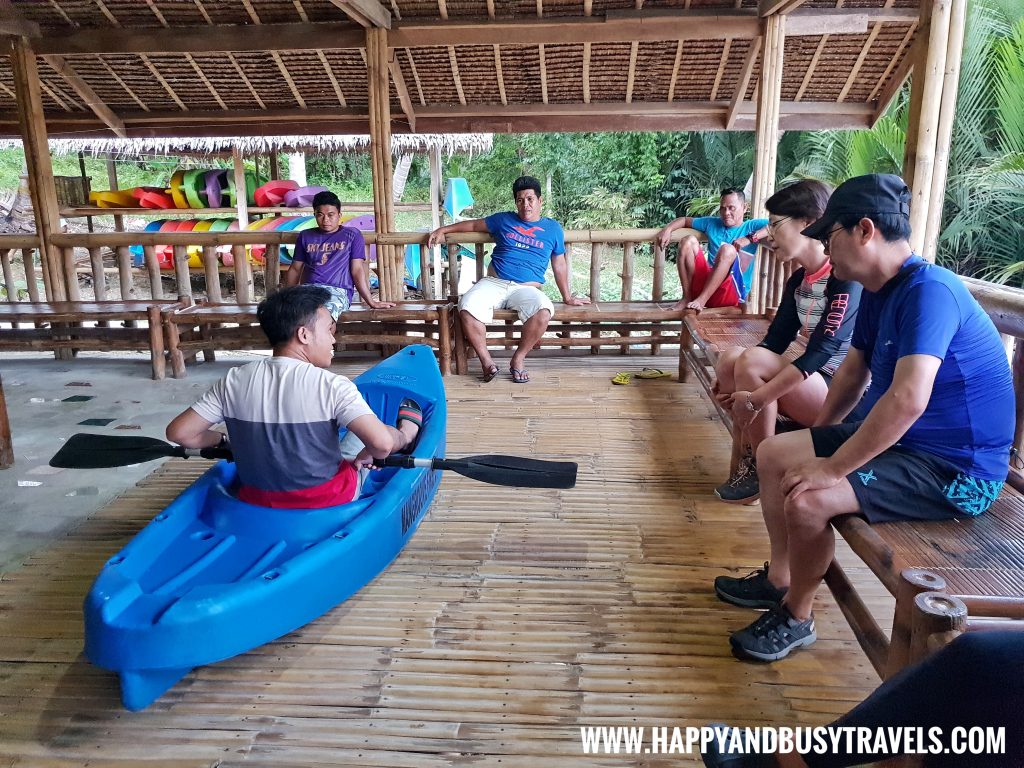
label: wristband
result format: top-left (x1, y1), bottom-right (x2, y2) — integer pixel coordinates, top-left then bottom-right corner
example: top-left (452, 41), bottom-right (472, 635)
top-left (749, 233), bottom-right (760, 244)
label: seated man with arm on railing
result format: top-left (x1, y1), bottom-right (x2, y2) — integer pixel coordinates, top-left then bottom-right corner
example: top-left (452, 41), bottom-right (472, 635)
top-left (427, 175), bottom-right (589, 384)
top-left (657, 187), bottom-right (769, 312)
top-left (283, 190), bottom-right (394, 310)
top-left (713, 174), bottom-right (1015, 663)
top-left (166, 285), bottom-right (420, 509)
top-left (712, 180), bottom-right (863, 505)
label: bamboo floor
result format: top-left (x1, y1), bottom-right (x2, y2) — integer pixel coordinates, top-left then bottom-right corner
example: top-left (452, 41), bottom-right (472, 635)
top-left (0, 355), bottom-right (891, 767)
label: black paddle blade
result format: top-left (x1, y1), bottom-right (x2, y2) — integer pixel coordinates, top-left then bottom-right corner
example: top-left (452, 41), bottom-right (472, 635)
top-left (440, 454), bottom-right (577, 489)
top-left (50, 433), bottom-right (186, 469)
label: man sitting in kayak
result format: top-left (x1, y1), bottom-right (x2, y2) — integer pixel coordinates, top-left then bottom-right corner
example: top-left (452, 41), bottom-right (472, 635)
top-left (166, 284), bottom-right (421, 508)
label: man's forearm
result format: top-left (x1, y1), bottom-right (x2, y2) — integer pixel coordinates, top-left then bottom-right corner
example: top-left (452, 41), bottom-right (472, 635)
top-left (825, 391), bottom-right (925, 477)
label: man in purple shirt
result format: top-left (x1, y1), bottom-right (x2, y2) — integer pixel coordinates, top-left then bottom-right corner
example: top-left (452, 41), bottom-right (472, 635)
top-left (284, 190), bottom-right (393, 309)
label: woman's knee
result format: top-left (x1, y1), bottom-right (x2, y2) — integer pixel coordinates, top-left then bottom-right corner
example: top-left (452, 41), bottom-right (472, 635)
top-left (736, 346), bottom-right (784, 380)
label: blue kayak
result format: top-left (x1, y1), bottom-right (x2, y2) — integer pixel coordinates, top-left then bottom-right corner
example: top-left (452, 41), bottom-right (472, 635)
top-left (83, 345), bottom-right (446, 710)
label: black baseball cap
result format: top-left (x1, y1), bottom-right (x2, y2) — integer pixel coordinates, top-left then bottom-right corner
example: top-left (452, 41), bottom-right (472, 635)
top-left (801, 173), bottom-right (911, 240)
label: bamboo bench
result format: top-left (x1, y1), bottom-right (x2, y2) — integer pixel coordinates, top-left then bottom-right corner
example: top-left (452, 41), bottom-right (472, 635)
top-left (0, 300), bottom-right (182, 380)
top-left (453, 301), bottom-right (687, 378)
top-left (161, 300), bottom-right (456, 379)
top-left (680, 311), bottom-right (1024, 677)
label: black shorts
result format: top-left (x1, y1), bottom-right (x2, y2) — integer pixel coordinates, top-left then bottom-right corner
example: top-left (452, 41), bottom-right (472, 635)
top-left (809, 422), bottom-right (1002, 524)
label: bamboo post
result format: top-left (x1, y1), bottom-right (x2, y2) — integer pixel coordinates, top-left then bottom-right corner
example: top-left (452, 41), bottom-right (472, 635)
top-left (143, 245), bottom-right (163, 299)
top-left (147, 305), bottom-right (166, 380)
top-left (173, 245), bottom-right (192, 302)
top-left (233, 245), bottom-right (252, 303)
top-left (904, 0), bottom-right (953, 258)
top-left (23, 249), bottom-right (40, 302)
top-left (265, 250), bottom-right (281, 295)
top-left (886, 569), bottom-right (947, 678)
top-left (106, 160), bottom-right (125, 234)
top-left (447, 240), bottom-right (461, 300)
top-left (62, 247), bottom-right (80, 301)
top-left (1, 249), bottom-right (15, 301)
top-left (922, 0), bottom-right (966, 262)
top-left (620, 241), bottom-right (635, 354)
top-left (428, 146), bottom-right (443, 300)
top-left (589, 242), bottom-right (601, 355)
top-left (232, 146), bottom-right (250, 230)
top-left (0, 373), bottom-right (12, 469)
top-left (909, 591), bottom-right (967, 667)
top-left (116, 246), bottom-right (133, 300)
top-left (475, 243), bottom-right (485, 282)
top-left (750, 13), bottom-right (785, 317)
top-left (652, 242), bottom-right (665, 301)
top-left (10, 38), bottom-right (67, 303)
top-left (269, 150), bottom-right (280, 182)
top-left (367, 28), bottom-right (398, 302)
top-left (78, 152), bottom-right (94, 234)
top-left (203, 246), bottom-right (221, 303)
top-left (88, 247), bottom-right (106, 300)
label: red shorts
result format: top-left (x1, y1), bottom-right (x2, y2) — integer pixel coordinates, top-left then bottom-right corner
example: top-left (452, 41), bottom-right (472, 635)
top-left (691, 248), bottom-right (741, 308)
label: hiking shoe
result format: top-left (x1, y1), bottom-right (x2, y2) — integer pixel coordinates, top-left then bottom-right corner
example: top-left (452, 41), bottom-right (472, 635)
top-left (702, 724), bottom-right (776, 768)
top-left (714, 562), bottom-right (787, 608)
top-left (730, 604), bottom-right (816, 661)
top-left (715, 455), bottom-right (760, 504)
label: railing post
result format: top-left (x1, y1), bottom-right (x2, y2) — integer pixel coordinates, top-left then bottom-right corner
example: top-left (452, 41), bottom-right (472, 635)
top-left (0, 249), bottom-right (14, 303)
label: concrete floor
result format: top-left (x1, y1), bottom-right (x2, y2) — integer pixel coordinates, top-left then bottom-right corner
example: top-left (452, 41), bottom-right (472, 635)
top-left (0, 350), bottom-right (267, 571)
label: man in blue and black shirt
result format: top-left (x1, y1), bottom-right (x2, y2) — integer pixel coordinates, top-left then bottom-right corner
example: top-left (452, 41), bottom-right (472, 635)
top-left (714, 174), bottom-right (1015, 663)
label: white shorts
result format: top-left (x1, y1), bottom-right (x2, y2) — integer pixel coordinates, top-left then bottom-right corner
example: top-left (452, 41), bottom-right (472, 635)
top-left (458, 276), bottom-right (555, 323)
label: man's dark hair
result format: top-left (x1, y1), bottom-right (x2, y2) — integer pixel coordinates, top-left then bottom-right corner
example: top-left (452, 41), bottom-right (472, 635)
top-left (257, 285), bottom-right (330, 347)
top-left (512, 175), bottom-right (542, 199)
top-left (766, 180), bottom-right (833, 221)
top-left (311, 190), bottom-right (342, 211)
top-left (720, 187), bottom-right (746, 203)
top-left (835, 212), bottom-right (912, 243)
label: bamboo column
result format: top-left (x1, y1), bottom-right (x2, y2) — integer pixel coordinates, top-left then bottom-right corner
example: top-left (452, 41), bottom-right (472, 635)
top-left (10, 38), bottom-right (66, 303)
top-left (367, 28), bottom-right (398, 302)
top-left (106, 160), bottom-right (125, 234)
top-left (428, 146), bottom-right (442, 299)
top-left (903, 0), bottom-right (953, 259)
top-left (749, 13), bottom-right (785, 316)
top-left (922, 0), bottom-right (966, 261)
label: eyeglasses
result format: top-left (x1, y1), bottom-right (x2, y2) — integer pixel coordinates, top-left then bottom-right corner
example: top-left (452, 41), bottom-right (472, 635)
top-left (766, 216), bottom-right (792, 238)
top-left (818, 224), bottom-right (845, 248)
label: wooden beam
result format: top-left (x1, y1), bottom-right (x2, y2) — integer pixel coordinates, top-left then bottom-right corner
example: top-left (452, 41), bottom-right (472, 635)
top-left (271, 50), bottom-right (307, 108)
top-left (41, 54), bottom-right (126, 137)
top-left (327, 0), bottom-right (391, 28)
top-left (407, 48), bottom-right (426, 106)
top-left (35, 9), bottom-right (914, 56)
top-left (317, 49), bottom-right (348, 107)
top-left (389, 48), bottom-right (417, 130)
top-left (758, 0), bottom-right (807, 17)
top-left (582, 42), bottom-right (591, 103)
top-left (795, 35), bottom-right (827, 101)
top-left (726, 36), bottom-right (760, 129)
top-left (140, 53), bottom-right (188, 110)
top-left (625, 41), bottom-right (638, 103)
top-left (448, 46), bottom-right (466, 105)
top-left (10, 38), bottom-right (66, 302)
top-left (539, 44), bottom-right (549, 104)
top-left (493, 45), bottom-right (507, 106)
top-left (838, 22), bottom-right (882, 102)
top-left (709, 38), bottom-right (729, 100)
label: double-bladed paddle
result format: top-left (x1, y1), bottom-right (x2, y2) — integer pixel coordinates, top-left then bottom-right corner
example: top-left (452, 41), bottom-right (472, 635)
top-left (50, 433), bottom-right (578, 489)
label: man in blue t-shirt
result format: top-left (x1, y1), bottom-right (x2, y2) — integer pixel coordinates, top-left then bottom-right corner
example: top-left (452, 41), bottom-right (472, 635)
top-left (713, 174), bottom-right (1015, 664)
top-left (656, 187), bottom-right (769, 311)
top-left (284, 190), bottom-right (393, 309)
top-left (427, 176), bottom-right (589, 383)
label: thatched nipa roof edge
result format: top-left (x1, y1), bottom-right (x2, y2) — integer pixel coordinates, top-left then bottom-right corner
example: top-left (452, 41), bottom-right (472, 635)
top-left (0, 134), bottom-right (493, 159)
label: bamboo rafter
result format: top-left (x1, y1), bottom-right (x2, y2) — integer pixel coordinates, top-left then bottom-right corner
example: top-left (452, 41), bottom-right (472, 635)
top-left (493, 45), bottom-right (507, 105)
top-left (726, 37), bottom-right (760, 129)
top-left (668, 40), bottom-right (684, 102)
top-left (407, 48), bottom-right (425, 106)
top-left (227, 53), bottom-right (267, 110)
top-left (582, 42), bottom-right (590, 103)
top-left (839, 23), bottom-right (882, 102)
top-left (868, 21), bottom-right (917, 103)
top-left (625, 41), bottom-right (638, 103)
top-left (539, 44), bottom-right (548, 104)
top-left (140, 54), bottom-right (188, 110)
top-left (795, 36), bottom-right (828, 101)
top-left (270, 50), bottom-right (307, 108)
top-left (709, 39), bottom-right (730, 100)
top-left (448, 46), bottom-right (466, 105)
top-left (316, 50), bottom-right (347, 107)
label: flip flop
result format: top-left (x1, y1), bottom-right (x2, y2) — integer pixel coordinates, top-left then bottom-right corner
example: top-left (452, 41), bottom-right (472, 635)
top-left (510, 367), bottom-right (530, 384)
top-left (481, 364), bottom-right (499, 383)
top-left (611, 372), bottom-right (631, 385)
top-left (636, 367), bottom-right (672, 379)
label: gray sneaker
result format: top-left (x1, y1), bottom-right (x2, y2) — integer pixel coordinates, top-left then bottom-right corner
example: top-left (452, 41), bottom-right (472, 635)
top-left (715, 455), bottom-right (760, 504)
top-left (730, 604), bottom-right (816, 661)
top-left (714, 562), bottom-right (787, 608)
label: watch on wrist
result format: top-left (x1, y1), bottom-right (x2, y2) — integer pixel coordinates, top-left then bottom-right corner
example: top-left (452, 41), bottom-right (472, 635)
top-left (744, 394), bottom-right (759, 413)
top-left (749, 233), bottom-right (759, 244)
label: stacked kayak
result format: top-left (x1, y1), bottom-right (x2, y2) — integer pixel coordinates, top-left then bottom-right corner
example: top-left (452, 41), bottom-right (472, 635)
top-left (86, 174), bottom-right (336, 211)
top-left (84, 345), bottom-right (446, 710)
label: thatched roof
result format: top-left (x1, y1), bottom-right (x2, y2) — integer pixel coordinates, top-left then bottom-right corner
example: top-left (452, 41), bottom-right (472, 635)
top-left (0, 134), bottom-right (493, 159)
top-left (0, 0), bottom-right (922, 138)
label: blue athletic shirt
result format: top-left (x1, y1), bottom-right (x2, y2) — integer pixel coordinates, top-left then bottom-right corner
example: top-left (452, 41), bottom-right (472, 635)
top-left (851, 255), bottom-right (1014, 482)
top-left (690, 216), bottom-right (769, 302)
top-left (484, 211), bottom-right (566, 284)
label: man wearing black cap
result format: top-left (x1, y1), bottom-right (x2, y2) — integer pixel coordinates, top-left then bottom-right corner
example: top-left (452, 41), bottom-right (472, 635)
top-left (713, 174), bottom-right (1015, 662)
